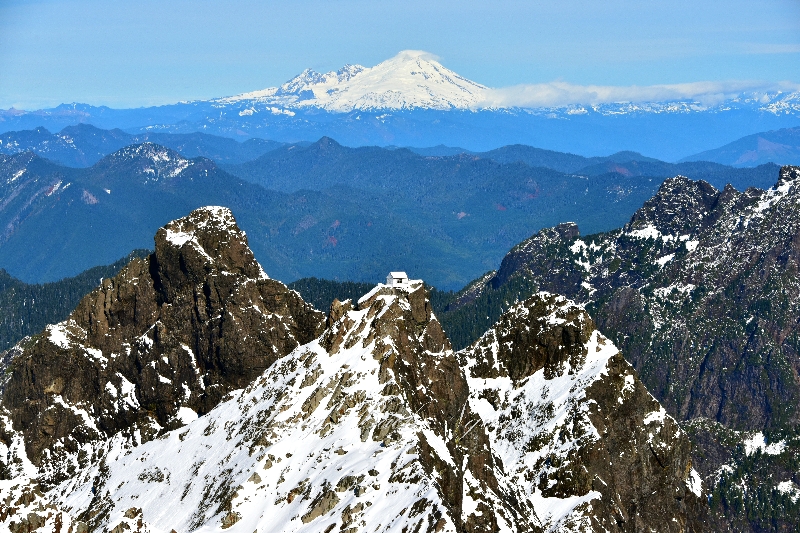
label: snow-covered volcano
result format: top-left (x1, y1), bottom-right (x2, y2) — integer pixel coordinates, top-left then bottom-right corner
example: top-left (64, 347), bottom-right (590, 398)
top-left (213, 50), bottom-right (800, 116)
top-left (218, 50), bottom-right (488, 111)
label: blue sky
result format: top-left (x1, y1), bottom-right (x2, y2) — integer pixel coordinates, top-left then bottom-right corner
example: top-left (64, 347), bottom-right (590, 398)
top-left (1, 0), bottom-right (799, 109)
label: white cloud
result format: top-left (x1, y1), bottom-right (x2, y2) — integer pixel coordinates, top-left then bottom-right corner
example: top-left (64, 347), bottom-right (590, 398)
top-left (480, 80), bottom-right (800, 108)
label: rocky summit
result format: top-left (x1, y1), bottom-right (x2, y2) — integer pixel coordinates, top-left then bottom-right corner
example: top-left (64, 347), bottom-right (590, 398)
top-left (0, 207), bottom-right (704, 532)
top-left (443, 165), bottom-right (800, 530)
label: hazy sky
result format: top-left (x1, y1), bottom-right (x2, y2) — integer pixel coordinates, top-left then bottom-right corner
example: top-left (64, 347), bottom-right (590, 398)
top-left (1, 0), bottom-right (799, 109)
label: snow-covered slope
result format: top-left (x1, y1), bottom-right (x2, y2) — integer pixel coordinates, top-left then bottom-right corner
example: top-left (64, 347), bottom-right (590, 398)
top-left (29, 281), bottom-right (519, 533)
top-left (217, 50), bottom-right (488, 111)
top-left (0, 208), bottom-right (705, 533)
top-left (95, 143), bottom-right (194, 181)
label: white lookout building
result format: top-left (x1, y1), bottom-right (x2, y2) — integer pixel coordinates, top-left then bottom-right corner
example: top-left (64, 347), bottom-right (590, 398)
top-left (386, 272), bottom-right (409, 286)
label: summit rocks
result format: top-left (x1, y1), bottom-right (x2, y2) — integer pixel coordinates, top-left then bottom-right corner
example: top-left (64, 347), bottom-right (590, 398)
top-left (0, 206), bottom-right (324, 471)
top-left (0, 208), bottom-right (703, 532)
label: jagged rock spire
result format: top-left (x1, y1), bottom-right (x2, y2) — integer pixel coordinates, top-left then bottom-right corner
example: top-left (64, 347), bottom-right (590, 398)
top-left (0, 206), bottom-right (324, 470)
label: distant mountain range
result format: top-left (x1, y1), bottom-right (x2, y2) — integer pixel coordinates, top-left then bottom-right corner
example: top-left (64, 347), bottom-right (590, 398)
top-left (682, 125), bottom-right (800, 167)
top-left (0, 123), bottom-right (788, 185)
top-left (0, 124), bottom-right (286, 167)
top-left (0, 129), bottom-right (780, 287)
top-left (225, 136), bottom-right (779, 195)
top-left (1, 52), bottom-right (798, 161)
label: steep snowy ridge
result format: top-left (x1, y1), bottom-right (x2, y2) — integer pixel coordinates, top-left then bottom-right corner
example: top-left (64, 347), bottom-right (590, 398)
top-left (44, 297), bottom-right (460, 533)
top-left (33, 280), bottom-right (510, 533)
top-left (460, 293), bottom-right (703, 531)
top-left (462, 167), bottom-right (800, 431)
top-left (0, 208), bottom-right (704, 532)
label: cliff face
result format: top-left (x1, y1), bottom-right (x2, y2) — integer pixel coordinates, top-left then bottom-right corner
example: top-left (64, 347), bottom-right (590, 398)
top-left (0, 207), bottom-right (703, 533)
